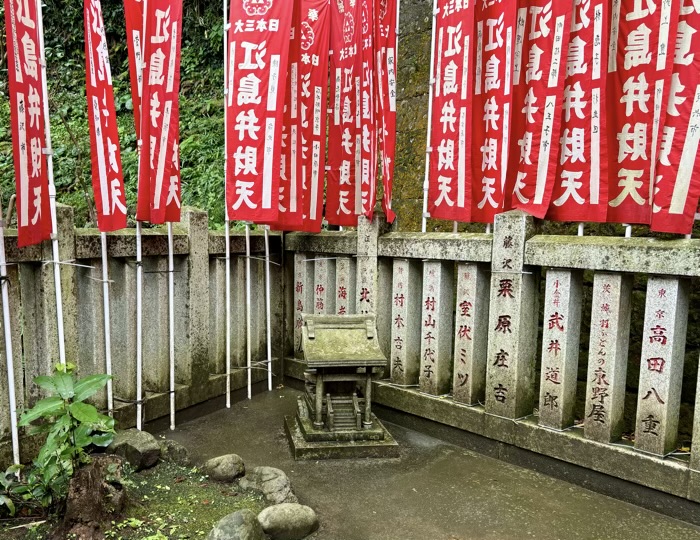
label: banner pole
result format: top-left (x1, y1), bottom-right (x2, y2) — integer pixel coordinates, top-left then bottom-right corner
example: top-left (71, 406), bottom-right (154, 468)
top-left (245, 223), bottom-right (252, 400)
top-left (167, 222), bottom-right (175, 430)
top-left (37, 0), bottom-right (66, 366)
top-left (100, 232), bottom-right (114, 415)
top-left (224, 0), bottom-right (232, 408)
top-left (577, 223), bottom-right (584, 237)
top-left (264, 226), bottom-right (273, 392)
top-left (0, 205), bottom-right (20, 466)
top-left (136, 221), bottom-right (143, 429)
top-left (421, 0), bottom-right (439, 233)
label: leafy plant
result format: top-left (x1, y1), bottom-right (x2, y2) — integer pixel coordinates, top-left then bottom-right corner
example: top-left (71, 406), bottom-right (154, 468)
top-left (0, 363), bottom-right (115, 515)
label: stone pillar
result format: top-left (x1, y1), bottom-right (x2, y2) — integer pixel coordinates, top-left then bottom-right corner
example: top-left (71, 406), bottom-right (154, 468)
top-left (182, 208), bottom-right (210, 387)
top-left (293, 252), bottom-right (313, 355)
top-left (142, 256), bottom-right (168, 392)
top-left (634, 277), bottom-right (689, 455)
top-left (335, 256), bottom-right (356, 315)
top-left (584, 272), bottom-right (632, 443)
top-left (232, 255), bottom-right (248, 366)
top-left (108, 256), bottom-right (137, 402)
top-left (0, 256), bottom-right (23, 437)
top-left (485, 211), bottom-right (539, 419)
top-left (313, 257), bottom-right (336, 314)
top-left (690, 360), bottom-right (700, 471)
top-left (208, 255), bottom-right (227, 374)
top-left (538, 269), bottom-right (583, 430)
top-left (390, 259), bottom-right (422, 386)
top-left (356, 208), bottom-right (390, 315)
top-left (418, 261), bottom-right (454, 395)
top-left (452, 263), bottom-right (490, 405)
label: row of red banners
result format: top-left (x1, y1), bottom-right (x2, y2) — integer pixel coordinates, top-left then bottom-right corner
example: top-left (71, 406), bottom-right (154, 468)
top-left (427, 0), bottom-right (700, 235)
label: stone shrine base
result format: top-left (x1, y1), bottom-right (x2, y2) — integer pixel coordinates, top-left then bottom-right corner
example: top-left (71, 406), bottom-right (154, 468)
top-left (284, 415), bottom-right (400, 460)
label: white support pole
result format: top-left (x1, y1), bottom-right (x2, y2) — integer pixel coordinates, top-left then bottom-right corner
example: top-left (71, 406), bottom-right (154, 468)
top-left (264, 227), bottom-right (273, 391)
top-left (37, 0), bottom-right (66, 366)
top-left (136, 221), bottom-right (144, 430)
top-left (453, 221), bottom-right (458, 233)
top-left (0, 215), bottom-right (20, 466)
top-left (100, 233), bottom-right (114, 415)
top-left (245, 224), bottom-right (252, 399)
top-left (486, 223), bottom-right (491, 234)
top-left (577, 223), bottom-right (584, 237)
top-left (624, 224), bottom-right (632, 238)
top-left (421, 0), bottom-right (440, 234)
top-left (224, 0), bottom-right (232, 408)
top-left (167, 223), bottom-right (175, 430)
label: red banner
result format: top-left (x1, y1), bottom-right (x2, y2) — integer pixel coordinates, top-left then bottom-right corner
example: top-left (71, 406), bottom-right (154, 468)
top-left (326, 0), bottom-right (362, 226)
top-left (606, 0), bottom-right (679, 224)
top-left (507, 0), bottom-right (572, 218)
top-left (547, 0), bottom-right (609, 223)
top-left (360, 0), bottom-right (376, 219)
top-left (136, 0), bottom-right (183, 224)
top-left (471, 0), bottom-right (517, 223)
top-left (124, 0), bottom-right (145, 141)
top-left (650, 2), bottom-right (700, 234)
top-left (375, 0), bottom-right (397, 223)
top-left (84, 0), bottom-right (128, 232)
top-left (4, 0), bottom-right (52, 247)
top-left (427, 0), bottom-right (475, 223)
top-left (225, 0), bottom-right (293, 224)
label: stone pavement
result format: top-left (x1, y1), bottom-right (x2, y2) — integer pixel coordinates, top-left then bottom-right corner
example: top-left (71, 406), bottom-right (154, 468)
top-left (153, 387), bottom-right (700, 540)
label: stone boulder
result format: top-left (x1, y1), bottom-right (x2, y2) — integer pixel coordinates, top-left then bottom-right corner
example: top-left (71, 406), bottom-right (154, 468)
top-left (159, 438), bottom-right (191, 466)
top-left (239, 466), bottom-right (298, 505)
top-left (107, 429), bottom-right (160, 471)
top-left (257, 504), bottom-right (319, 540)
top-left (207, 509), bottom-right (266, 540)
top-left (203, 454), bottom-right (245, 482)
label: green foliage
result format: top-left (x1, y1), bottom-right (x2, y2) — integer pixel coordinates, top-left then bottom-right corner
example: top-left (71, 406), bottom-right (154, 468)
top-left (0, 363), bottom-right (114, 516)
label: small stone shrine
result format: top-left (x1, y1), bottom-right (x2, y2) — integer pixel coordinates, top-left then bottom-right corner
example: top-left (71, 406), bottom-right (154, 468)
top-left (284, 314), bottom-right (399, 459)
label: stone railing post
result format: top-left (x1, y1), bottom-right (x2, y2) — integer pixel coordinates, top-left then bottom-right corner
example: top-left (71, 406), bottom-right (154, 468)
top-left (484, 210), bottom-right (539, 419)
top-left (182, 207), bottom-right (210, 388)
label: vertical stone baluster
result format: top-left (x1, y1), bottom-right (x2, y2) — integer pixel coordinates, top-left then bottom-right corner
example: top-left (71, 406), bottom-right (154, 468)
top-left (293, 252), bottom-right (313, 355)
top-left (335, 257), bottom-right (356, 315)
top-left (232, 255), bottom-right (247, 367)
top-left (356, 208), bottom-right (390, 315)
top-left (538, 270), bottom-right (583, 430)
top-left (485, 211), bottom-right (539, 419)
top-left (313, 257), bottom-right (336, 315)
top-left (390, 259), bottom-right (422, 386)
top-left (584, 272), bottom-right (632, 443)
top-left (419, 261), bottom-right (454, 395)
top-left (691, 362), bottom-right (700, 471)
top-left (452, 263), bottom-right (489, 405)
top-left (635, 277), bottom-right (689, 455)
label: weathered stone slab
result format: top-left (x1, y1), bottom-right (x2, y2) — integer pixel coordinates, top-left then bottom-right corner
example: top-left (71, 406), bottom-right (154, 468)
top-left (584, 273), bottom-right (632, 443)
top-left (390, 259), bottom-right (422, 386)
top-left (377, 232), bottom-right (493, 262)
top-left (313, 258), bottom-right (336, 315)
top-left (452, 263), bottom-right (489, 405)
top-left (293, 253), bottom-right (313, 355)
top-left (634, 277), bottom-right (689, 456)
top-left (334, 257), bottom-right (356, 315)
top-left (284, 231), bottom-right (358, 255)
top-left (538, 270), bottom-right (583, 430)
top-left (418, 261), bottom-right (454, 395)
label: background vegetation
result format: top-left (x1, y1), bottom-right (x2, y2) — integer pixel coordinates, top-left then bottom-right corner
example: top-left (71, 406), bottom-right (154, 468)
top-left (0, 0), bottom-right (228, 228)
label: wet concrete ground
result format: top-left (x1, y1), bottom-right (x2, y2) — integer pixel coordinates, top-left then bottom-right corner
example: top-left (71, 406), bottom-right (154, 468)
top-left (153, 387), bottom-right (700, 540)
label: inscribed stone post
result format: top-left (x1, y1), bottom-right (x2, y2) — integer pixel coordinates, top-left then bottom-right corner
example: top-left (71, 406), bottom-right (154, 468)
top-left (313, 257), bottom-right (336, 315)
top-left (584, 273), bottom-right (632, 443)
top-left (452, 263), bottom-right (489, 404)
top-left (293, 252), bottom-right (313, 355)
top-left (538, 270), bottom-right (583, 430)
top-left (485, 211), bottom-right (539, 419)
top-left (635, 277), bottom-right (689, 455)
top-left (390, 259), bottom-right (422, 386)
top-left (419, 261), bottom-right (454, 395)
top-left (356, 207), bottom-right (390, 315)
top-left (335, 257), bottom-right (356, 315)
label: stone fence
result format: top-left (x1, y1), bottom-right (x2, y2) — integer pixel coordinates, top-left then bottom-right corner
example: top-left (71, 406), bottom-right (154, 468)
top-left (0, 204), bottom-right (285, 464)
top-left (284, 209), bottom-right (700, 503)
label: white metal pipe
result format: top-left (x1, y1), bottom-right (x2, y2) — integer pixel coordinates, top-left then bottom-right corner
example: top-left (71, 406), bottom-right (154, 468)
top-left (167, 222), bottom-right (175, 430)
top-left (624, 224), bottom-right (632, 238)
top-left (264, 227), bottom-right (273, 392)
top-left (0, 217), bottom-right (20, 465)
top-left (421, 0), bottom-right (440, 233)
top-left (486, 223), bottom-right (491, 234)
top-left (136, 221), bottom-right (143, 430)
top-left (224, 0), bottom-right (232, 408)
top-left (37, 0), bottom-right (66, 365)
top-left (577, 223), bottom-right (584, 237)
top-left (100, 232), bottom-right (114, 415)
top-left (453, 221), bottom-right (458, 233)
top-left (245, 224), bottom-right (252, 399)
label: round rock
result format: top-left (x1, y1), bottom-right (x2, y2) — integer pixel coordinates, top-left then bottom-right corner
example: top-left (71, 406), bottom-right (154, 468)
top-left (257, 503), bottom-right (319, 540)
top-left (239, 466), bottom-right (298, 504)
top-left (203, 454), bottom-right (245, 482)
top-left (159, 439), bottom-right (191, 466)
top-left (207, 509), bottom-right (266, 540)
top-left (107, 429), bottom-right (160, 471)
